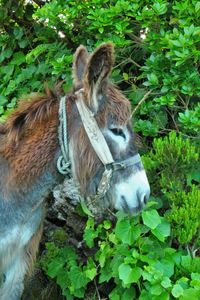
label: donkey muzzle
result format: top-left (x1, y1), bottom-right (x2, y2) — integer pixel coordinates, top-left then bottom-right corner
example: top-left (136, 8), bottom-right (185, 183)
top-left (114, 168), bottom-right (150, 215)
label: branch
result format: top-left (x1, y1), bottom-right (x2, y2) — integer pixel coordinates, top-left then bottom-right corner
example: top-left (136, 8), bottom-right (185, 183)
top-left (129, 57), bottom-right (142, 68)
top-left (130, 90), bottom-right (152, 118)
top-left (127, 33), bottom-right (143, 44)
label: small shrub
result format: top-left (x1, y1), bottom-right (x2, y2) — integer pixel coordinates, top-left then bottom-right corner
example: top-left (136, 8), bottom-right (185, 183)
top-left (167, 185), bottom-right (200, 246)
top-left (143, 131), bottom-right (199, 193)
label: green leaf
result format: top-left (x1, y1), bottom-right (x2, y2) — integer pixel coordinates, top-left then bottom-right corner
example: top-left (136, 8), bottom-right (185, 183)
top-left (161, 277), bottom-right (172, 288)
top-left (99, 262), bottom-right (113, 283)
top-left (0, 106), bottom-right (4, 115)
top-left (115, 218), bottom-right (134, 245)
top-left (26, 44), bottom-right (50, 63)
top-left (69, 266), bottom-right (89, 289)
top-left (195, 2), bottom-right (200, 13)
top-left (18, 39), bottom-right (28, 48)
top-left (14, 27), bottom-right (23, 40)
top-left (147, 73), bottom-right (158, 85)
top-left (123, 72), bottom-right (129, 81)
top-left (139, 290), bottom-right (152, 300)
top-left (152, 291), bottom-right (170, 300)
top-left (10, 52), bottom-right (25, 66)
top-left (118, 264), bottom-right (142, 284)
top-left (172, 284), bottom-right (184, 298)
top-left (56, 269), bottom-right (70, 290)
top-left (73, 287), bottom-right (85, 298)
top-left (47, 259), bottom-right (65, 278)
top-left (103, 220), bottom-right (111, 230)
top-left (110, 254), bottom-right (124, 277)
top-left (62, 289), bottom-right (74, 300)
top-left (187, 169), bottom-right (200, 186)
top-left (142, 209), bottom-right (161, 229)
top-left (85, 268), bottom-right (97, 280)
top-left (2, 48), bottom-right (12, 59)
top-left (151, 218), bottom-right (170, 242)
top-left (80, 202), bottom-right (94, 217)
top-left (152, 259), bottom-right (174, 277)
top-left (191, 272), bottom-right (200, 281)
top-left (181, 256), bottom-right (192, 270)
top-left (109, 287), bottom-right (121, 300)
top-left (180, 288), bottom-right (200, 300)
top-left (152, 2), bottom-right (168, 15)
top-left (150, 284), bottom-right (163, 295)
top-left (122, 287), bottom-right (136, 300)
top-left (83, 219), bottom-right (98, 248)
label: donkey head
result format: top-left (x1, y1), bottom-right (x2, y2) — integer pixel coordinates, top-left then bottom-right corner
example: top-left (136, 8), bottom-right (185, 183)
top-left (69, 43), bottom-right (150, 215)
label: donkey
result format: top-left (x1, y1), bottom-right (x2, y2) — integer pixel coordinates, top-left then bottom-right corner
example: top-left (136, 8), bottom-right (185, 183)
top-left (0, 43), bottom-right (150, 300)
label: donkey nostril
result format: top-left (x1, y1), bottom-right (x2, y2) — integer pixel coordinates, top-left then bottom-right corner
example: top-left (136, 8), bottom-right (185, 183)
top-left (137, 192), bottom-right (149, 207)
top-left (121, 195), bottom-right (129, 213)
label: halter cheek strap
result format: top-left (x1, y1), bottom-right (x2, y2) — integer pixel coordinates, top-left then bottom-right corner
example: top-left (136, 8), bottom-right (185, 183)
top-left (75, 89), bottom-right (114, 166)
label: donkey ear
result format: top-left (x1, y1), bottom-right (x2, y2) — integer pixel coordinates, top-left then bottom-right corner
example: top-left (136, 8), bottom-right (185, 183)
top-left (84, 43), bottom-right (114, 106)
top-left (73, 45), bottom-right (89, 86)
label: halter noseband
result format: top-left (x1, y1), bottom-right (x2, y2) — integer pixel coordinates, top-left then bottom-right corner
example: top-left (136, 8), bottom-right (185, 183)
top-left (57, 89), bottom-right (142, 201)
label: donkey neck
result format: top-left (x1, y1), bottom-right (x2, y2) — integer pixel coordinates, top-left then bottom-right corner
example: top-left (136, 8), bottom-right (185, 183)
top-left (0, 98), bottom-right (65, 227)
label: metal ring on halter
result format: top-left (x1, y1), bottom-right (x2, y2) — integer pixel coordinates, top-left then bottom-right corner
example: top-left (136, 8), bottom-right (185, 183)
top-left (111, 154), bottom-right (142, 172)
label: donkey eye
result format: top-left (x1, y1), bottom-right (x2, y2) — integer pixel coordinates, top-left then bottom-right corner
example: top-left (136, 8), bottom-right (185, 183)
top-left (110, 128), bottom-right (126, 139)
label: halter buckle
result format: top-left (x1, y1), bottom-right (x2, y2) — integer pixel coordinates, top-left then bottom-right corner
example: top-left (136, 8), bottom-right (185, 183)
top-left (117, 162), bottom-right (126, 169)
top-left (95, 168), bottom-right (113, 199)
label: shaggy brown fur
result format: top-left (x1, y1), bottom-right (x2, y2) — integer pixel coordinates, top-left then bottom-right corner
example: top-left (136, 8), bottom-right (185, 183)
top-left (25, 221), bottom-right (44, 276)
top-left (0, 89), bottom-right (61, 186)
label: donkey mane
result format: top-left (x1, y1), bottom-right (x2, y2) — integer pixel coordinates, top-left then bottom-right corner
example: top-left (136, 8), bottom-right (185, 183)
top-left (4, 88), bottom-right (63, 145)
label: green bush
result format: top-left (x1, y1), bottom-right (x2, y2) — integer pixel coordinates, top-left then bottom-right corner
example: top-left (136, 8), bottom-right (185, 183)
top-left (41, 209), bottom-right (200, 300)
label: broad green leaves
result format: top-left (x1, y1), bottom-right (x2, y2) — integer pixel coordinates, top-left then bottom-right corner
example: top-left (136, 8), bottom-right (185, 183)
top-left (118, 264), bottom-right (142, 284)
top-left (41, 210), bottom-right (200, 300)
top-left (115, 218), bottom-right (135, 245)
top-left (142, 209), bottom-right (161, 229)
top-left (142, 209), bottom-right (170, 242)
top-left (172, 284), bottom-right (184, 298)
top-left (151, 218), bottom-right (170, 242)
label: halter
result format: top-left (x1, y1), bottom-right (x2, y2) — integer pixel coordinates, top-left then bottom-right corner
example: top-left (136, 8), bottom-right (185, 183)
top-left (57, 89), bottom-right (142, 201)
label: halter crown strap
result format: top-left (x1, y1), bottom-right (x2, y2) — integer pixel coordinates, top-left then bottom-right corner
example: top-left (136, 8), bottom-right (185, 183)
top-left (75, 89), bottom-right (114, 166)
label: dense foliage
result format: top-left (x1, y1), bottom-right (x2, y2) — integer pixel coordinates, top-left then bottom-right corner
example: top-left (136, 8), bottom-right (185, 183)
top-left (40, 209), bottom-right (200, 300)
top-left (0, 0), bottom-right (199, 299)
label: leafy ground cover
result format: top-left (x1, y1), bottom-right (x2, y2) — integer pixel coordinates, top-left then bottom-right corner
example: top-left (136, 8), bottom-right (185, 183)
top-left (0, 0), bottom-right (199, 299)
